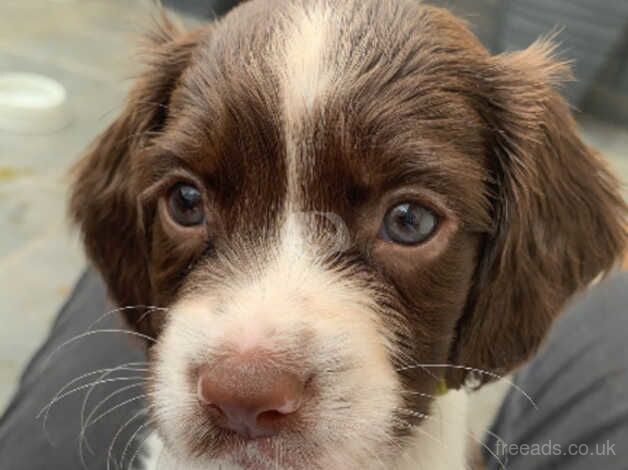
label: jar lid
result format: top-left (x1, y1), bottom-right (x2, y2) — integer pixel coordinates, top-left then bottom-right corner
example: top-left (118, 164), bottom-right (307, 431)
top-left (0, 72), bottom-right (70, 134)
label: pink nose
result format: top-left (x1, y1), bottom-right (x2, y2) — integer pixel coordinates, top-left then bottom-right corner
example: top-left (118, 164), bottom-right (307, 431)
top-left (197, 356), bottom-right (304, 439)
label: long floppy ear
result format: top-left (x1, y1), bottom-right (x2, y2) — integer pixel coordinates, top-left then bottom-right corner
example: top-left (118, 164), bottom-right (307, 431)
top-left (447, 41), bottom-right (627, 388)
top-left (69, 16), bottom-right (200, 327)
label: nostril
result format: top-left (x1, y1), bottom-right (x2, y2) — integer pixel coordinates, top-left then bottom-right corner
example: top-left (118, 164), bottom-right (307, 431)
top-left (256, 409), bottom-right (287, 426)
top-left (206, 404), bottom-right (224, 418)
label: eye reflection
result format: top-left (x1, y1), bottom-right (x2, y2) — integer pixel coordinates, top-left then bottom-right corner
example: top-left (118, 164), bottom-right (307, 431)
top-left (167, 183), bottom-right (205, 227)
top-left (379, 202), bottom-right (438, 245)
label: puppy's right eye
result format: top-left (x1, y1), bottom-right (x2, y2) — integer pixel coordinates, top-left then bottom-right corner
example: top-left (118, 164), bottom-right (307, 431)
top-left (167, 183), bottom-right (205, 227)
top-left (379, 202), bottom-right (439, 245)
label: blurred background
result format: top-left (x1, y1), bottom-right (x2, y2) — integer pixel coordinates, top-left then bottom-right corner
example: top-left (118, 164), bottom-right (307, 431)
top-left (0, 0), bottom-right (626, 413)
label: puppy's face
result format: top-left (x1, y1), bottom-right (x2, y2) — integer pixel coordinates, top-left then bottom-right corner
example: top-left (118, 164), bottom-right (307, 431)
top-left (71, 1), bottom-right (626, 468)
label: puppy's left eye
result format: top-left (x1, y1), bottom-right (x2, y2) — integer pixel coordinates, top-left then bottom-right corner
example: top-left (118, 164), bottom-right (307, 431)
top-left (167, 183), bottom-right (205, 227)
top-left (379, 202), bottom-right (439, 245)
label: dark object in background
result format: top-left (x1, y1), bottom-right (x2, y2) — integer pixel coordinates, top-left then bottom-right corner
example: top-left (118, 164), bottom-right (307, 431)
top-left (162, 0), bottom-right (238, 17)
top-left (498, 0), bottom-right (628, 122)
top-left (485, 272), bottom-right (628, 470)
top-left (165, 0), bottom-right (628, 125)
top-left (0, 272), bottom-right (148, 470)
top-left (432, 0), bottom-right (628, 123)
top-left (583, 27), bottom-right (628, 125)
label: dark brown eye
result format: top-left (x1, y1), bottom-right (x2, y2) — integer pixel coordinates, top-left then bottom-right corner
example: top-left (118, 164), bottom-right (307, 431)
top-left (167, 183), bottom-right (205, 227)
top-left (379, 202), bottom-right (438, 245)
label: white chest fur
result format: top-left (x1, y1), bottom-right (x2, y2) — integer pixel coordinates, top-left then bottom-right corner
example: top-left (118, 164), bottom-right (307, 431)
top-left (141, 390), bottom-right (469, 470)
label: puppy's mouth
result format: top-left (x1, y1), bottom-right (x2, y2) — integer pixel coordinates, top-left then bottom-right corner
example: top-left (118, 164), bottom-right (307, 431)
top-left (211, 436), bottom-right (307, 470)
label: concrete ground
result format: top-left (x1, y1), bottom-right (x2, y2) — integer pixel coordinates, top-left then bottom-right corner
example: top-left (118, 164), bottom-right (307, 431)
top-left (0, 0), bottom-right (150, 411)
top-left (0, 0), bottom-right (627, 420)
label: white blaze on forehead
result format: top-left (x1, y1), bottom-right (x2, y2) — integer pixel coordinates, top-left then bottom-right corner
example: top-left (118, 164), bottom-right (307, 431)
top-left (281, 5), bottom-right (332, 118)
top-left (277, 3), bottom-right (334, 211)
top-left (280, 210), bottom-right (308, 258)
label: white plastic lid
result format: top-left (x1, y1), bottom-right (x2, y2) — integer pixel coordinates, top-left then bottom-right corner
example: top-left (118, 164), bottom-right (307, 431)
top-left (0, 72), bottom-right (70, 134)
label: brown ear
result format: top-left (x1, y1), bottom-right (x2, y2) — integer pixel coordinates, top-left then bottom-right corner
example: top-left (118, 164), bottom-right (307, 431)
top-left (69, 16), bottom-right (200, 326)
top-left (447, 41), bottom-right (627, 388)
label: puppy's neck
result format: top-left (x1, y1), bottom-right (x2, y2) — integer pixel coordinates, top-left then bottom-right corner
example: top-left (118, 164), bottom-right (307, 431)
top-left (142, 390), bottom-right (470, 470)
top-left (398, 389), bottom-right (469, 470)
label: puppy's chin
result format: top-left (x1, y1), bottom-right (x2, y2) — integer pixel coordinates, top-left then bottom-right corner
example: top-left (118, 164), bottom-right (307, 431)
top-left (148, 255), bottom-right (406, 469)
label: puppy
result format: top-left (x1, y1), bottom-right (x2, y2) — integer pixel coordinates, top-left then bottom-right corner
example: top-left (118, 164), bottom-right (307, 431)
top-left (69, 1), bottom-right (626, 468)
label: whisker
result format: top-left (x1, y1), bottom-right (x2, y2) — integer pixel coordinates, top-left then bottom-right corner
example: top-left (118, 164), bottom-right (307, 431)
top-left (396, 363), bottom-right (537, 409)
top-left (116, 403), bottom-right (197, 470)
top-left (79, 362), bottom-right (150, 460)
top-left (120, 412), bottom-right (154, 470)
top-left (395, 349), bottom-right (442, 384)
top-left (47, 362), bottom-right (148, 409)
top-left (400, 390), bottom-right (439, 400)
top-left (40, 366), bottom-right (147, 415)
top-left (38, 376), bottom-right (148, 420)
top-left (40, 305), bottom-right (161, 372)
top-left (126, 418), bottom-right (160, 470)
top-left (80, 383), bottom-right (146, 464)
top-left (88, 394), bottom-right (150, 431)
top-left (43, 330), bottom-right (156, 370)
top-left (80, 393), bottom-right (150, 467)
top-left (83, 383), bottom-right (146, 435)
top-left (136, 307), bottom-right (170, 324)
top-left (88, 306), bottom-right (169, 332)
top-left (38, 362), bottom-right (148, 442)
top-left (107, 408), bottom-right (152, 470)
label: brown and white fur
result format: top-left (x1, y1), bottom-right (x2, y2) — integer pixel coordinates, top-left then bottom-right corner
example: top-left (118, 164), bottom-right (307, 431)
top-left (69, 1), bottom-right (626, 469)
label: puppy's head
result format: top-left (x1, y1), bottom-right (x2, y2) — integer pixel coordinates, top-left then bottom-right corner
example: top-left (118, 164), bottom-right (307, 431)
top-left (70, 1), bottom-right (626, 468)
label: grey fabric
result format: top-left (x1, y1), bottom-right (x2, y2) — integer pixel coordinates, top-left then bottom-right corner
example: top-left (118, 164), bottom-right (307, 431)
top-left (485, 271), bottom-right (628, 469)
top-left (162, 0), bottom-right (239, 17)
top-left (499, 0), bottom-right (628, 104)
top-left (0, 271), bottom-right (149, 470)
